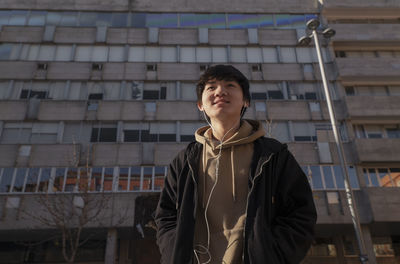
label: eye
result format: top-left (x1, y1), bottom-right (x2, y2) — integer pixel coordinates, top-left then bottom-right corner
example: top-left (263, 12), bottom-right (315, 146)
top-left (206, 86), bottom-right (215, 90)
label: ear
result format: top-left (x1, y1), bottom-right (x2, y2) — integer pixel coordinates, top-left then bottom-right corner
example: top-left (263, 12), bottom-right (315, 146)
top-left (243, 100), bottom-right (250, 108)
top-left (197, 101), bottom-right (204, 111)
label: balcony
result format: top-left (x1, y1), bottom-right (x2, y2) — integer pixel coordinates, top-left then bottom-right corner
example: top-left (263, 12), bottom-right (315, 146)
top-left (345, 96), bottom-right (400, 119)
top-left (336, 57), bottom-right (400, 85)
top-left (354, 138), bottom-right (400, 163)
top-left (322, 0), bottom-right (400, 20)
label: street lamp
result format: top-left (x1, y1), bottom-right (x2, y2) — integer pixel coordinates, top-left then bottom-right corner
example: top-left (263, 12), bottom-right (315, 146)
top-left (298, 18), bottom-right (369, 264)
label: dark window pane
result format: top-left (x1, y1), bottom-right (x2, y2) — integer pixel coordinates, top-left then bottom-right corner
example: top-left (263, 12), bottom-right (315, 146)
top-left (88, 93), bottom-right (103, 100)
top-left (267, 90), bottom-right (283, 99)
top-left (146, 13), bottom-right (178, 28)
top-left (96, 12), bottom-right (112, 27)
top-left (103, 167), bottom-right (113, 191)
top-left (305, 92), bottom-right (317, 100)
top-left (130, 166), bottom-right (141, 191)
top-left (181, 135), bottom-right (195, 142)
top-left (251, 93), bottom-right (267, 100)
top-left (99, 128), bottom-right (117, 142)
top-left (60, 12), bottom-right (78, 26)
top-left (345, 86), bottom-right (355, 96)
top-left (53, 168), bottom-right (66, 191)
top-left (160, 86), bottom-right (166, 99)
top-left (294, 136), bottom-right (312, 142)
top-left (13, 168), bottom-right (27, 192)
top-left (46, 12), bottom-right (62, 26)
top-left (143, 90), bottom-right (159, 99)
top-left (143, 167), bottom-right (153, 190)
top-left (0, 11), bottom-right (11, 26)
top-left (386, 129), bottom-right (400, 139)
top-left (368, 168), bottom-right (379, 187)
top-left (333, 166), bottom-right (345, 189)
top-left (0, 44), bottom-right (12, 60)
top-left (310, 166), bottom-right (323, 189)
top-left (79, 12), bottom-right (97, 26)
top-left (28, 11), bottom-right (46, 26)
top-left (348, 166), bottom-right (359, 188)
top-left (112, 13), bottom-right (128, 27)
top-left (30, 91), bottom-right (47, 99)
top-left (141, 130), bottom-right (157, 142)
top-left (25, 168), bottom-right (40, 192)
top-left (124, 130), bottom-right (140, 142)
top-left (1, 168), bottom-right (14, 192)
top-left (131, 13), bottom-right (146, 27)
top-left (159, 134), bottom-right (176, 142)
top-left (323, 166), bottom-right (335, 189)
top-left (39, 168), bottom-right (51, 192)
top-left (90, 128), bottom-right (99, 142)
top-left (20, 89), bottom-right (30, 99)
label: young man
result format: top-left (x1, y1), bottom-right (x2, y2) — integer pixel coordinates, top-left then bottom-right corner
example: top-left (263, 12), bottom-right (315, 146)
top-left (155, 65), bottom-right (317, 264)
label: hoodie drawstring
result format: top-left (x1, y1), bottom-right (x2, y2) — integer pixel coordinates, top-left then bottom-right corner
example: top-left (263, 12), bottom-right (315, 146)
top-left (231, 145), bottom-right (236, 202)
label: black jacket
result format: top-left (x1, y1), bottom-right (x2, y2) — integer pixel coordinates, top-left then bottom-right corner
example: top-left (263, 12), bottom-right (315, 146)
top-left (155, 137), bottom-right (317, 264)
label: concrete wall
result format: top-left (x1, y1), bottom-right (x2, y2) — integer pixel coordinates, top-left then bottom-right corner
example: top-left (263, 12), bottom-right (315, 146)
top-left (366, 187), bottom-right (400, 222)
top-left (354, 138), bottom-right (400, 163)
top-left (332, 24), bottom-right (400, 44)
top-left (345, 96), bottom-right (400, 119)
top-left (0, 101), bottom-right (28, 120)
top-left (336, 58), bottom-right (400, 85)
top-left (0, 26), bottom-right (43, 43)
top-left (38, 101), bottom-right (87, 121)
top-left (0, 0), bottom-right (318, 12)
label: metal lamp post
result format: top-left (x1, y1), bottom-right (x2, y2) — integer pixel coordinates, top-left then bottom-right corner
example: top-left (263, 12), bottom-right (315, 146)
top-left (298, 18), bottom-right (369, 264)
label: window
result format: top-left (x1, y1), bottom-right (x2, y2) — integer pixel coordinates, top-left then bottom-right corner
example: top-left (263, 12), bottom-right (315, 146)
top-left (128, 46), bottom-right (145, 62)
top-left (302, 165), bottom-right (359, 190)
top-left (289, 82), bottom-right (317, 100)
top-left (363, 168), bottom-right (400, 187)
top-left (262, 47), bottom-right (278, 63)
top-left (181, 122), bottom-right (204, 142)
top-left (30, 123), bottom-right (59, 144)
top-left (181, 82), bottom-right (197, 101)
top-left (143, 83), bottom-right (167, 100)
top-left (0, 81), bottom-right (10, 99)
top-left (38, 45), bottom-right (56, 61)
top-left (266, 83), bottom-right (284, 99)
top-left (1, 122), bottom-right (32, 144)
top-left (20, 82), bottom-right (49, 99)
top-left (0, 168), bottom-right (14, 192)
top-left (292, 122), bottom-right (317, 142)
top-left (180, 47), bottom-right (196, 62)
top-left (212, 47), bottom-right (228, 63)
top-left (196, 47), bottom-right (211, 63)
top-left (103, 82), bottom-right (121, 100)
top-left (127, 81), bottom-right (143, 100)
top-left (0, 44), bottom-right (12, 60)
top-left (90, 124), bottom-right (117, 142)
top-left (308, 238), bottom-right (337, 256)
top-left (296, 47), bottom-right (314, 63)
top-left (246, 47), bottom-right (262, 63)
top-left (267, 122), bottom-right (290, 143)
top-left (250, 82), bottom-right (267, 100)
top-left (230, 47), bottom-right (246, 63)
top-left (145, 47), bottom-right (161, 62)
top-left (109, 46), bottom-right (125, 62)
top-left (55, 45), bottom-right (73, 61)
top-left (280, 47), bottom-right (296, 63)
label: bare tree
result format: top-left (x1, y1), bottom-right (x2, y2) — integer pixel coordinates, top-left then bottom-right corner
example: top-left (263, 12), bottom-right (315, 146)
top-left (21, 142), bottom-right (129, 263)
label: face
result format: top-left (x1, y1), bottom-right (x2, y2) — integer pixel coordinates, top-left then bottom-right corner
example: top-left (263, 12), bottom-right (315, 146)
top-left (197, 79), bottom-right (248, 123)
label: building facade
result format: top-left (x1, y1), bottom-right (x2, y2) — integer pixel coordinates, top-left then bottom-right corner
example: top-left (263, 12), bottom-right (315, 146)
top-left (0, 0), bottom-right (399, 263)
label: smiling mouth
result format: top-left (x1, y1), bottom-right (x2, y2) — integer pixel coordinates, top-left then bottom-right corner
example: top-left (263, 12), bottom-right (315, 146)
top-left (213, 100), bottom-right (229, 105)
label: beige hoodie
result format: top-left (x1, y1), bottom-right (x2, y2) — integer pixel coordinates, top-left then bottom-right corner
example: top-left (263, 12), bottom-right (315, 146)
top-left (193, 120), bottom-right (265, 264)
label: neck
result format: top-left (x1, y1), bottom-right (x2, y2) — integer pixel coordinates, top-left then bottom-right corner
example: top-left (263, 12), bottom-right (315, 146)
top-left (210, 118), bottom-right (241, 142)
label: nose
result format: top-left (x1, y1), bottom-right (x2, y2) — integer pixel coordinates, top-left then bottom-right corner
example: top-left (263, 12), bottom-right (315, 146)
top-left (214, 84), bottom-right (227, 97)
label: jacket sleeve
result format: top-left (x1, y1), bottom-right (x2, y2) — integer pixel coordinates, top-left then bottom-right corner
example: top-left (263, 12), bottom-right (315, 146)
top-left (268, 148), bottom-right (317, 264)
top-left (154, 153), bottom-right (181, 264)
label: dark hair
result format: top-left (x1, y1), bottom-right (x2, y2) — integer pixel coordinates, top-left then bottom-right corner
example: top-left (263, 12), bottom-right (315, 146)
top-left (196, 65), bottom-right (250, 104)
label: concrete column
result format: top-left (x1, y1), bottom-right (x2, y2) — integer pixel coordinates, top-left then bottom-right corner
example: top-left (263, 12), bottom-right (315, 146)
top-left (361, 225), bottom-right (377, 264)
top-left (105, 228), bottom-right (118, 264)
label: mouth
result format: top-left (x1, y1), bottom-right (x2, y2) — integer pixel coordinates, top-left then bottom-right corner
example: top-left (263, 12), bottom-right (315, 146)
top-left (213, 99), bottom-right (229, 105)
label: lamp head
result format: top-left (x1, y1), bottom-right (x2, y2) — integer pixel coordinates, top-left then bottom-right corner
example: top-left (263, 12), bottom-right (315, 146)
top-left (322, 28), bottom-right (336, 38)
top-left (298, 36), bottom-right (312, 46)
top-left (306, 18), bottom-right (320, 31)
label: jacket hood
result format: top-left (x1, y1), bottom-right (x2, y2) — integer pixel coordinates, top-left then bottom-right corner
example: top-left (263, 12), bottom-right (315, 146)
top-left (194, 119), bottom-right (265, 149)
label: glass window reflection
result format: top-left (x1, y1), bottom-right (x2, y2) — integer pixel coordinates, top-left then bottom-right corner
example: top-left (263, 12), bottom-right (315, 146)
top-left (60, 12), bottom-right (78, 26)
top-left (0, 11), bottom-right (11, 26)
top-left (28, 11), bottom-right (46, 26)
top-left (323, 166), bottom-right (335, 189)
top-left (348, 166), bottom-right (359, 188)
top-left (9, 10), bottom-right (28, 25)
top-left (228, 14), bottom-right (259, 29)
top-left (333, 166), bottom-right (345, 189)
top-left (310, 166), bottom-right (323, 189)
top-left (0, 168), bottom-right (14, 192)
top-left (13, 168), bottom-right (27, 192)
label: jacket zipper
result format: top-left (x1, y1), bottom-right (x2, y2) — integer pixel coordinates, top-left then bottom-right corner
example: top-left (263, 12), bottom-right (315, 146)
top-left (242, 153), bottom-right (274, 263)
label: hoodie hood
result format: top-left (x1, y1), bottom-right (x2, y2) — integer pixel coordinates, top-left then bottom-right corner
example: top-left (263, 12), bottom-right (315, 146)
top-left (195, 119), bottom-right (265, 150)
